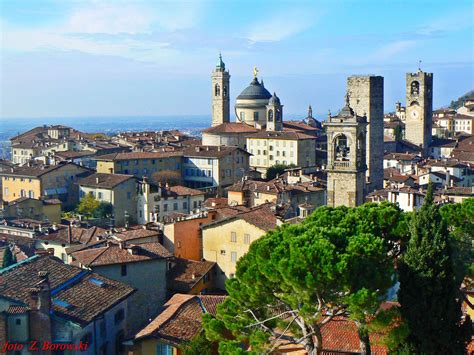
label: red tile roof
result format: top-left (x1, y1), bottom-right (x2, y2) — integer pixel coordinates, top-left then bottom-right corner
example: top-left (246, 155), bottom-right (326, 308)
top-left (202, 122), bottom-right (259, 134)
top-left (167, 258), bottom-right (216, 293)
top-left (135, 294), bottom-right (226, 344)
top-left (78, 172), bottom-right (135, 189)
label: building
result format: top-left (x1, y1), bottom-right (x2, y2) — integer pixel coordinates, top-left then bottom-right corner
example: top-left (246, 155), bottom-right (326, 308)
top-left (201, 122), bottom-right (258, 149)
top-left (78, 173), bottom-right (137, 227)
top-left (1, 162), bottom-right (92, 208)
top-left (247, 130), bottom-right (316, 176)
top-left (211, 53), bottom-right (230, 127)
top-left (202, 204), bottom-right (281, 289)
top-left (383, 153), bottom-right (421, 174)
top-left (69, 240), bottom-right (171, 333)
top-left (387, 187), bottom-right (425, 212)
top-left (167, 258), bottom-right (216, 295)
top-left (0, 255), bottom-right (135, 355)
top-left (95, 151), bottom-right (183, 178)
top-left (182, 145), bottom-right (250, 189)
top-left (347, 75), bottom-right (384, 191)
top-left (227, 177), bottom-right (326, 216)
top-left (405, 70), bottom-right (433, 156)
top-left (137, 180), bottom-right (205, 224)
top-left (131, 294), bottom-right (226, 355)
top-left (1, 197), bottom-right (61, 223)
top-left (325, 96), bottom-right (368, 207)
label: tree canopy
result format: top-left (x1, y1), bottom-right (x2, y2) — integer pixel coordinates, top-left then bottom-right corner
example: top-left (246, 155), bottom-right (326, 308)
top-left (203, 202), bottom-right (407, 354)
top-left (397, 185), bottom-right (471, 353)
top-left (2, 247), bottom-right (17, 268)
top-left (77, 193), bottom-right (100, 217)
top-left (266, 163), bottom-right (296, 180)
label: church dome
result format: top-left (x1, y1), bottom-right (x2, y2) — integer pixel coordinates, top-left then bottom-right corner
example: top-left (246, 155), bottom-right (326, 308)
top-left (236, 77), bottom-right (272, 100)
top-left (268, 92), bottom-right (281, 105)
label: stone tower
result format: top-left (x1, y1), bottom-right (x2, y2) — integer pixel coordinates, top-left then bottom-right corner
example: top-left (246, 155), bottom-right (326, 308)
top-left (347, 75), bottom-right (384, 192)
top-left (405, 70), bottom-right (433, 156)
top-left (211, 53), bottom-right (230, 127)
top-left (326, 95), bottom-right (368, 207)
top-left (266, 92), bottom-right (283, 131)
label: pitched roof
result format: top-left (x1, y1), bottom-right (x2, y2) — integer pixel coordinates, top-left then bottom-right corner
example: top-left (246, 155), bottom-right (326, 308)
top-left (113, 228), bottom-right (160, 242)
top-left (40, 225), bottom-right (106, 244)
top-left (249, 129), bottom-right (316, 140)
top-left (95, 151), bottom-right (183, 161)
top-left (202, 123), bottom-right (259, 134)
top-left (202, 203), bottom-right (278, 232)
top-left (1, 162), bottom-right (89, 178)
top-left (167, 258), bottom-right (216, 293)
top-left (70, 241), bottom-right (171, 267)
top-left (0, 255), bottom-right (135, 326)
top-left (183, 145), bottom-right (249, 158)
top-left (135, 294), bottom-right (226, 344)
top-left (78, 173), bottom-right (135, 189)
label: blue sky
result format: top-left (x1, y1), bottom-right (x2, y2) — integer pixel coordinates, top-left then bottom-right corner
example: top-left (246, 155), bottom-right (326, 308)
top-left (1, 0), bottom-right (473, 119)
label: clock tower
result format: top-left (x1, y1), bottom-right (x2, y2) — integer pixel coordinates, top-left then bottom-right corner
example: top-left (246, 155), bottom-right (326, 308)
top-left (405, 69), bottom-right (433, 156)
top-left (211, 53), bottom-right (230, 127)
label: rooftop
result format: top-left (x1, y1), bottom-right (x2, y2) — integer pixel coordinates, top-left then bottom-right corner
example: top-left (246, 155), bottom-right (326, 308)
top-left (78, 173), bottom-right (135, 189)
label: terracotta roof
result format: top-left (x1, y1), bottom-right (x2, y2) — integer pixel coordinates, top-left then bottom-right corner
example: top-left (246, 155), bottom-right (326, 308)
top-left (113, 228), bottom-right (160, 242)
top-left (0, 255), bottom-right (135, 326)
top-left (202, 197), bottom-right (228, 209)
top-left (202, 203), bottom-right (278, 232)
top-left (1, 162), bottom-right (89, 178)
top-left (135, 294), bottom-right (226, 344)
top-left (55, 150), bottom-right (95, 159)
top-left (249, 129), bottom-right (316, 140)
top-left (70, 241), bottom-right (171, 267)
top-left (150, 185), bottom-right (205, 198)
top-left (6, 305), bottom-right (28, 314)
top-left (183, 145), bottom-right (249, 158)
top-left (40, 225), bottom-right (106, 244)
top-left (384, 153), bottom-right (420, 161)
top-left (283, 121), bottom-right (320, 133)
top-left (202, 123), bottom-right (259, 134)
top-left (78, 173), bottom-right (135, 189)
top-left (95, 151), bottom-right (183, 161)
top-left (227, 178), bottom-right (324, 195)
top-left (439, 186), bottom-right (474, 196)
top-left (320, 316), bottom-right (387, 354)
top-left (167, 258), bottom-right (216, 293)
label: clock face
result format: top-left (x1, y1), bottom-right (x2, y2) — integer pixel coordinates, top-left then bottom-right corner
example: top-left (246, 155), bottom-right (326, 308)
top-left (411, 109), bottom-right (419, 119)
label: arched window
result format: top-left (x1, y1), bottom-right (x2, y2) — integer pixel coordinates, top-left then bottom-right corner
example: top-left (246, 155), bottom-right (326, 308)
top-left (276, 109), bottom-right (281, 121)
top-left (215, 84), bottom-right (220, 97)
top-left (268, 109), bottom-right (274, 121)
top-left (223, 86), bottom-right (228, 98)
top-left (334, 134), bottom-right (350, 161)
top-left (411, 81), bottom-right (419, 96)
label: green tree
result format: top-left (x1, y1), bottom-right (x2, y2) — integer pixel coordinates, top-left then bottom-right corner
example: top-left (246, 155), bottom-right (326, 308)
top-left (394, 125), bottom-right (404, 142)
top-left (77, 193), bottom-right (100, 217)
top-left (204, 203), bottom-right (406, 354)
top-left (181, 331), bottom-right (215, 355)
top-left (266, 163), bottom-right (296, 180)
top-left (397, 184), bottom-right (470, 354)
top-left (93, 202), bottom-right (114, 219)
top-left (2, 247), bottom-right (17, 268)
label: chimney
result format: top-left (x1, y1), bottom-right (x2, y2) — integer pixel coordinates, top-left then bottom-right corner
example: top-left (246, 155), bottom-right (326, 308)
top-left (218, 146), bottom-right (221, 151)
top-left (195, 146), bottom-right (200, 152)
top-left (119, 240), bottom-right (125, 249)
top-left (96, 176), bottom-right (100, 184)
top-left (29, 272), bottom-right (52, 345)
top-left (68, 223), bottom-right (73, 244)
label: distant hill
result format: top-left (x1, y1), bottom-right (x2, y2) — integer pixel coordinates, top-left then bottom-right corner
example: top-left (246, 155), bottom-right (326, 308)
top-left (448, 90), bottom-right (474, 109)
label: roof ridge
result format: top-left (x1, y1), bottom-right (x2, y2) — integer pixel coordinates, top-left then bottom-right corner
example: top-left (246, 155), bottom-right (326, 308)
top-left (0, 255), bottom-right (40, 274)
top-left (83, 245), bottom-right (110, 266)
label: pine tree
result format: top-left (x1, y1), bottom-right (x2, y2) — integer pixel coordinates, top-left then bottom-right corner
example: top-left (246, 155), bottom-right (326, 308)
top-left (397, 184), bottom-right (469, 354)
top-left (2, 247), bottom-right (17, 268)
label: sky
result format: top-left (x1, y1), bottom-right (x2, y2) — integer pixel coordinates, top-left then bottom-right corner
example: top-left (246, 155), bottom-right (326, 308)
top-left (1, 0), bottom-right (473, 120)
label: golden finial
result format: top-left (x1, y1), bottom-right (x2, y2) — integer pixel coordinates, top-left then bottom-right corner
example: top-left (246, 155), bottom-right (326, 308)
top-left (253, 66), bottom-right (259, 78)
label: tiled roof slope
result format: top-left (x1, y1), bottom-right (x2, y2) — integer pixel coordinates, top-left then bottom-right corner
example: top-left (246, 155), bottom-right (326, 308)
top-left (0, 255), bottom-right (135, 326)
top-left (135, 294), bottom-right (226, 345)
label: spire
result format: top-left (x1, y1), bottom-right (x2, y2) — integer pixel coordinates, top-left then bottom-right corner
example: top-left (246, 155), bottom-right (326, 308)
top-left (216, 52), bottom-right (225, 70)
top-left (308, 105), bottom-right (313, 118)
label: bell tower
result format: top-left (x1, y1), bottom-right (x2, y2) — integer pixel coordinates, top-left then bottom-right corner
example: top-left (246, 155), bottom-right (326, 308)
top-left (326, 94), bottom-right (367, 207)
top-left (266, 92), bottom-right (283, 131)
top-left (211, 53), bottom-right (230, 127)
top-left (405, 69), bottom-right (433, 156)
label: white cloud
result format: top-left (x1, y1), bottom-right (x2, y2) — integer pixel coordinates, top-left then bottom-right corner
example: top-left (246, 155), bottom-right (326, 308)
top-left (246, 9), bottom-right (319, 43)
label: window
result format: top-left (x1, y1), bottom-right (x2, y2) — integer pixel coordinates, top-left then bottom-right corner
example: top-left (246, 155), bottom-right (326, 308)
top-left (98, 192), bottom-right (103, 199)
top-left (230, 232), bottom-right (237, 243)
top-left (244, 234), bottom-right (250, 245)
top-left (268, 109), bottom-right (274, 121)
top-left (134, 159), bottom-right (139, 165)
top-left (183, 201), bottom-right (188, 210)
top-left (193, 201), bottom-right (197, 209)
top-left (15, 318), bottom-right (21, 325)
top-left (253, 112), bottom-right (259, 121)
top-left (120, 264), bottom-right (127, 276)
top-left (20, 189), bottom-right (26, 197)
top-left (214, 83), bottom-right (220, 96)
top-left (240, 112), bottom-right (245, 121)
top-left (114, 309), bottom-right (125, 324)
top-left (81, 332), bottom-right (92, 345)
top-left (127, 192), bottom-right (131, 199)
top-left (156, 344), bottom-right (173, 355)
top-left (173, 202), bottom-right (178, 211)
top-left (231, 251), bottom-right (237, 263)
top-left (220, 250), bottom-right (226, 255)
top-left (4, 188), bottom-right (8, 197)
